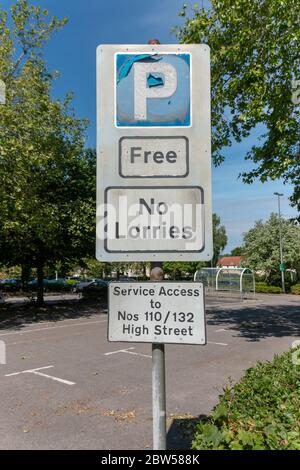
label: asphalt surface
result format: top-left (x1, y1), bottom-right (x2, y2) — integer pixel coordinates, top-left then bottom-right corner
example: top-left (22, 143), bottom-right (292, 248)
top-left (0, 293), bottom-right (299, 450)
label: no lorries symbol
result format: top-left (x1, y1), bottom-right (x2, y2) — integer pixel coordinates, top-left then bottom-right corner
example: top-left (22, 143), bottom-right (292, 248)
top-left (101, 187), bottom-right (204, 253)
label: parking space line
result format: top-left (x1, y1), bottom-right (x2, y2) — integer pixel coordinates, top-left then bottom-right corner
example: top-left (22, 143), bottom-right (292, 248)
top-left (0, 319), bottom-right (107, 337)
top-left (30, 370), bottom-right (75, 386)
top-left (104, 347), bottom-right (135, 356)
top-left (5, 365), bottom-right (54, 376)
top-left (104, 347), bottom-right (151, 359)
top-left (123, 350), bottom-right (152, 359)
top-left (208, 341), bottom-right (228, 346)
top-left (5, 365), bottom-right (76, 385)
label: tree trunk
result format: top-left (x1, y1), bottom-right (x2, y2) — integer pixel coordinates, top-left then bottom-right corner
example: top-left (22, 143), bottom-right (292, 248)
top-left (21, 265), bottom-right (31, 292)
top-left (36, 262), bottom-right (45, 306)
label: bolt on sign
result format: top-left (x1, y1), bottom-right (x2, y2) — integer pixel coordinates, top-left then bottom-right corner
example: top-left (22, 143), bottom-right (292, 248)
top-left (108, 282), bottom-right (206, 345)
top-left (96, 44), bottom-right (212, 262)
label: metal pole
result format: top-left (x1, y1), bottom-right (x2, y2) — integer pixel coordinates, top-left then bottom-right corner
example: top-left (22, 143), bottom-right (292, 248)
top-left (152, 343), bottom-right (166, 450)
top-left (147, 38), bottom-right (167, 451)
top-left (150, 262), bottom-right (166, 450)
top-left (274, 192), bottom-right (285, 293)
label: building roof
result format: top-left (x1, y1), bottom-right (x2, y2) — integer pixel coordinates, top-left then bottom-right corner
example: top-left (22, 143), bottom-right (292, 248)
top-left (217, 256), bottom-right (242, 267)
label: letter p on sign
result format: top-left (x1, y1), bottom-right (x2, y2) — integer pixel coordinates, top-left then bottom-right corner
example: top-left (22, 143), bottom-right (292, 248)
top-left (134, 62), bottom-right (177, 120)
top-left (116, 53), bottom-right (191, 127)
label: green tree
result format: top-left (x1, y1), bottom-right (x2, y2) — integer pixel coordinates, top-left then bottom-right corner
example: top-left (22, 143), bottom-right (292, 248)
top-left (0, 1), bottom-right (95, 304)
top-left (231, 247), bottom-right (243, 256)
top-left (80, 258), bottom-right (110, 279)
top-left (242, 213), bottom-right (300, 282)
top-left (211, 213), bottom-right (227, 266)
top-left (163, 261), bottom-right (202, 280)
top-left (163, 213), bottom-right (227, 276)
top-left (176, 0), bottom-right (300, 210)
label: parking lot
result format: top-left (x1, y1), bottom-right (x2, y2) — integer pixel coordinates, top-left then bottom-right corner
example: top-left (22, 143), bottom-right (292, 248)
top-left (0, 293), bottom-right (299, 450)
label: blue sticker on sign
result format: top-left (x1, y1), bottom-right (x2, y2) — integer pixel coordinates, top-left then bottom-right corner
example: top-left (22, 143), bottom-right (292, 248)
top-left (116, 53), bottom-right (191, 127)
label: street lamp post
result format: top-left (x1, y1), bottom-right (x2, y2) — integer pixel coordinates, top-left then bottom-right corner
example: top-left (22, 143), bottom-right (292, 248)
top-left (274, 192), bottom-right (285, 293)
top-left (0, 79), bottom-right (6, 105)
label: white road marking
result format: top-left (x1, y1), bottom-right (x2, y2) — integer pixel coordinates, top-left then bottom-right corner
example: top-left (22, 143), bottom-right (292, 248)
top-left (5, 365), bottom-right (75, 385)
top-left (5, 365), bottom-right (54, 376)
top-left (215, 328), bottom-right (227, 332)
top-left (30, 370), bottom-right (75, 386)
top-left (104, 347), bottom-right (135, 356)
top-left (0, 319), bottom-right (107, 337)
top-left (123, 350), bottom-right (152, 359)
top-left (208, 341), bottom-right (228, 346)
top-left (105, 347), bottom-right (151, 359)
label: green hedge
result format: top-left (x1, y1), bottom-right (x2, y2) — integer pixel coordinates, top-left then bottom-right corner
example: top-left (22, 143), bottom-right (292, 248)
top-left (255, 282), bottom-right (282, 294)
top-left (291, 284), bottom-right (300, 295)
top-left (192, 348), bottom-right (300, 450)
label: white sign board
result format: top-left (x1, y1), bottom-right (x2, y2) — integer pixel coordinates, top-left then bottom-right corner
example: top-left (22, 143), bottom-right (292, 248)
top-left (108, 282), bottom-right (206, 345)
top-left (96, 44), bottom-right (212, 261)
top-left (119, 136), bottom-right (189, 178)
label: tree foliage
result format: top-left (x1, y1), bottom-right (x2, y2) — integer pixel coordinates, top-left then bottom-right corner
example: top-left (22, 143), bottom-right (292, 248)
top-left (163, 261), bottom-right (200, 279)
top-left (163, 213), bottom-right (227, 277)
top-left (176, 0), bottom-right (300, 209)
top-left (211, 213), bottom-right (227, 266)
top-left (242, 213), bottom-right (300, 281)
top-left (231, 247), bottom-right (243, 256)
top-left (0, 1), bottom-right (95, 303)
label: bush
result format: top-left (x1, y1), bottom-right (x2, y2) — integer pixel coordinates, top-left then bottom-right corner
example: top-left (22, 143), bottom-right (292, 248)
top-left (65, 279), bottom-right (79, 286)
top-left (255, 282), bottom-right (282, 294)
top-left (291, 284), bottom-right (300, 295)
top-left (192, 348), bottom-right (300, 450)
top-left (27, 279), bottom-right (72, 293)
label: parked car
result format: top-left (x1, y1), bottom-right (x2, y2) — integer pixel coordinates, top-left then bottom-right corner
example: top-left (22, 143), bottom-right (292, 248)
top-left (28, 278), bottom-right (69, 292)
top-left (117, 276), bottom-right (136, 282)
top-left (47, 278), bottom-right (68, 286)
top-left (28, 279), bottom-right (49, 288)
top-left (0, 278), bottom-right (22, 292)
top-left (72, 279), bottom-right (96, 293)
top-left (80, 280), bottom-right (109, 300)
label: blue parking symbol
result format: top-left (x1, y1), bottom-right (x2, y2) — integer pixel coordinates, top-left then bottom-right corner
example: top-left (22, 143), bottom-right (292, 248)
top-left (116, 53), bottom-right (190, 127)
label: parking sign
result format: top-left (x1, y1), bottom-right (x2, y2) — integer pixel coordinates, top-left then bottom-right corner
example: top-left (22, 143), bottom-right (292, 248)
top-left (116, 53), bottom-right (191, 127)
top-left (96, 44), bottom-right (212, 262)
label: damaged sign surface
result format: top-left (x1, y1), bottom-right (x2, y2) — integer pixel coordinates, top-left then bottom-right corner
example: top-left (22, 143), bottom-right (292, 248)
top-left (116, 53), bottom-right (190, 127)
top-left (96, 44), bottom-right (212, 262)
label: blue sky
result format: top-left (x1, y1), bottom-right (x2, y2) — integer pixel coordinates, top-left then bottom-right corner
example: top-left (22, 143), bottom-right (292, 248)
top-left (3, 0), bottom-right (298, 252)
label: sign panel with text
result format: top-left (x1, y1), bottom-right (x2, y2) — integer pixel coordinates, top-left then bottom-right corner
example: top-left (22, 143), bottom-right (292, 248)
top-left (108, 282), bottom-right (206, 345)
top-left (96, 44), bottom-right (212, 261)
